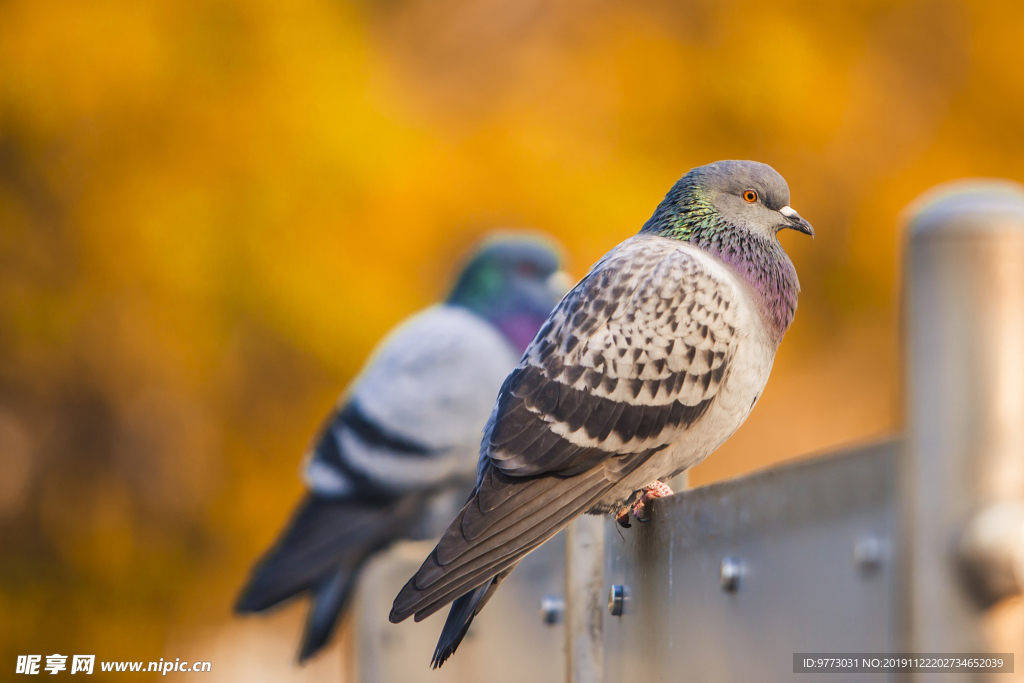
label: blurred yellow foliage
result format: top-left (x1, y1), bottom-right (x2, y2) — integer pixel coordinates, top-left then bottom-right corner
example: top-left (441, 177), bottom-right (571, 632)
top-left (0, 0), bottom-right (1018, 678)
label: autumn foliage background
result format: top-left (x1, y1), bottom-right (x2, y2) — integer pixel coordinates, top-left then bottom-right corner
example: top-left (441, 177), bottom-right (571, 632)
top-left (0, 0), bottom-right (1016, 679)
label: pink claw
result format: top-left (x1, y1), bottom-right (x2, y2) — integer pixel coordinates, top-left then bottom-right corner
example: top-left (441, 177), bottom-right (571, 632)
top-left (615, 480), bottom-right (674, 527)
top-left (630, 480), bottom-right (674, 523)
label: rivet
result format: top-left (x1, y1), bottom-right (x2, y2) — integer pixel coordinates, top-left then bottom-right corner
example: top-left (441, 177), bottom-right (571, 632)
top-left (608, 584), bottom-right (628, 616)
top-left (853, 536), bottom-right (884, 574)
top-left (539, 594), bottom-right (565, 625)
top-left (720, 556), bottom-right (743, 592)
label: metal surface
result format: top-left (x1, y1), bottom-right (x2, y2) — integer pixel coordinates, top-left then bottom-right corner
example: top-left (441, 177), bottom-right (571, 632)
top-left (354, 532), bottom-right (565, 683)
top-left (602, 440), bottom-right (898, 683)
top-left (904, 182), bottom-right (1024, 681)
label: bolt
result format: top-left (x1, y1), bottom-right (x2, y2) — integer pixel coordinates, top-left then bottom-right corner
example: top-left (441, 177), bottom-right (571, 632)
top-left (539, 594), bottom-right (565, 625)
top-left (957, 502), bottom-right (1024, 606)
top-left (608, 584), bottom-right (628, 616)
top-left (720, 556), bottom-right (743, 592)
top-left (853, 536), bottom-right (884, 574)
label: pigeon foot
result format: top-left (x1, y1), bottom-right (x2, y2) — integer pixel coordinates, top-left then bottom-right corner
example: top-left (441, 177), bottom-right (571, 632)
top-left (615, 480), bottom-right (674, 527)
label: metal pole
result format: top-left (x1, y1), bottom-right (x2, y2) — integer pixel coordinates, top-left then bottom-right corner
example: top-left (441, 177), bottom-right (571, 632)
top-left (564, 471), bottom-right (687, 683)
top-left (564, 515), bottom-right (604, 683)
top-left (904, 181), bottom-right (1024, 682)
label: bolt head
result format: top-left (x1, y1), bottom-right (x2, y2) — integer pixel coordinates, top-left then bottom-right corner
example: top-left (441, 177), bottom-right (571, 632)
top-left (608, 584), bottom-right (628, 616)
top-left (853, 536), bottom-right (885, 574)
top-left (957, 503), bottom-right (1024, 606)
top-left (720, 557), bottom-right (743, 592)
top-left (539, 594), bottom-right (564, 625)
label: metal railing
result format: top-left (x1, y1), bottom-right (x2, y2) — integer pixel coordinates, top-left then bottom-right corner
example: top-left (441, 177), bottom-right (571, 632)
top-left (356, 181), bottom-right (1024, 683)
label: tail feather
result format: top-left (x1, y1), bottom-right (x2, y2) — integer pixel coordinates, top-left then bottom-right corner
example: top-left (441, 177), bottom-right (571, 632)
top-left (392, 467), bottom-right (614, 623)
top-left (237, 493), bottom-right (425, 661)
top-left (236, 496), bottom-right (375, 613)
top-left (430, 566), bottom-right (514, 669)
top-left (298, 559), bottom-right (365, 662)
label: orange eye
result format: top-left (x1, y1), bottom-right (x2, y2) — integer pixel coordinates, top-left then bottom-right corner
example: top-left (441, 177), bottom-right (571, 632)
top-left (743, 190), bottom-right (758, 203)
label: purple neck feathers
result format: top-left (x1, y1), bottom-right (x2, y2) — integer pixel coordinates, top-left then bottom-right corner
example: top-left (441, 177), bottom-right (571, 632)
top-left (703, 236), bottom-right (800, 343)
top-left (492, 312), bottom-right (548, 354)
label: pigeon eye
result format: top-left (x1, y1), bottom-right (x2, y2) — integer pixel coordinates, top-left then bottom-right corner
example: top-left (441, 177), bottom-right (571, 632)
top-left (743, 190), bottom-right (758, 203)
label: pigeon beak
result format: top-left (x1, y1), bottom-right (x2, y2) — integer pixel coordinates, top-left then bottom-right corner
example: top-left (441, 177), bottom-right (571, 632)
top-left (546, 270), bottom-right (574, 300)
top-left (778, 206), bottom-right (814, 237)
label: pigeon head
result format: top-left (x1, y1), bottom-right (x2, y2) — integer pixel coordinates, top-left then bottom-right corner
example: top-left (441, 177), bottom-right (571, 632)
top-left (642, 160), bottom-right (813, 339)
top-left (642, 160), bottom-right (813, 242)
top-left (447, 233), bottom-right (569, 352)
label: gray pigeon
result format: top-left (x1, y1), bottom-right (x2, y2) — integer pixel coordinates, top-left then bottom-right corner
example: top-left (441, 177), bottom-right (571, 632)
top-left (235, 233), bottom-right (568, 662)
top-left (389, 160), bottom-right (814, 667)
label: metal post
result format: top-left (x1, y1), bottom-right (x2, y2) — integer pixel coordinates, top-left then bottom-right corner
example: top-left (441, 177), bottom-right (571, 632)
top-left (564, 515), bottom-right (604, 683)
top-left (563, 471), bottom-right (685, 683)
top-left (904, 181), bottom-right (1024, 681)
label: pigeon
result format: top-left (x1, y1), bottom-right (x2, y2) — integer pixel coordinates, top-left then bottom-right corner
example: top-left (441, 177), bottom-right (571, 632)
top-left (235, 233), bottom-right (569, 662)
top-left (388, 160), bottom-right (814, 667)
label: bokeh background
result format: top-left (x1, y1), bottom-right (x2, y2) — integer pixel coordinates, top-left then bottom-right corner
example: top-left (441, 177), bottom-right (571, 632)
top-left (0, 0), bottom-right (1018, 679)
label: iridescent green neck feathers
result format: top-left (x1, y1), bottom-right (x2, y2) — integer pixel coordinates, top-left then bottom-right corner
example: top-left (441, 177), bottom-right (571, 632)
top-left (640, 169), bottom-right (801, 341)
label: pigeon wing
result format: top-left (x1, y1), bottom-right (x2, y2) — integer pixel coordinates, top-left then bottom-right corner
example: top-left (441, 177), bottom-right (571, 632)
top-left (305, 304), bottom-right (520, 499)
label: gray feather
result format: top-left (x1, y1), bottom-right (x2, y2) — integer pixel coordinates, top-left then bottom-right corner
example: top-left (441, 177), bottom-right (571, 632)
top-left (304, 304), bottom-right (521, 497)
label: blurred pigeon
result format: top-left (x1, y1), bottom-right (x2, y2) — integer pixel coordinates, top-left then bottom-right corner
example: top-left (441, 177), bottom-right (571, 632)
top-left (236, 233), bottom-right (569, 662)
top-left (389, 161), bottom-right (814, 667)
